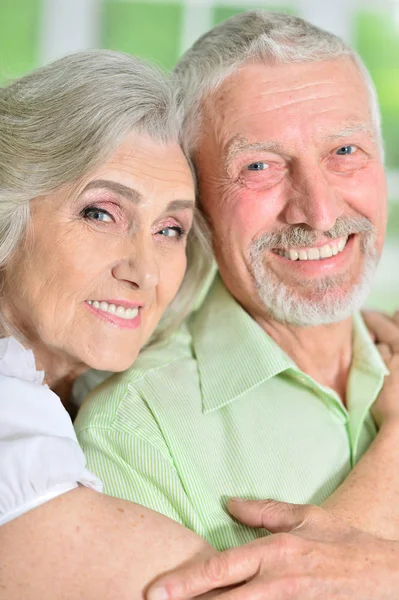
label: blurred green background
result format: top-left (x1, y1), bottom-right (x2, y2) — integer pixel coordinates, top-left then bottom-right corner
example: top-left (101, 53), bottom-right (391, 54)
top-left (0, 0), bottom-right (398, 309)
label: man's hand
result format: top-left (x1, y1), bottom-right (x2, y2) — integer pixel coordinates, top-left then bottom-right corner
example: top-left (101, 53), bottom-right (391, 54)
top-left (363, 309), bottom-right (399, 427)
top-left (147, 312), bottom-right (399, 599)
top-left (147, 499), bottom-right (399, 599)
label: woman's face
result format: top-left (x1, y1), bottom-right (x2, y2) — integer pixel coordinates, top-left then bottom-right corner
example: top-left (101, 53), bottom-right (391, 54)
top-left (3, 133), bottom-right (195, 372)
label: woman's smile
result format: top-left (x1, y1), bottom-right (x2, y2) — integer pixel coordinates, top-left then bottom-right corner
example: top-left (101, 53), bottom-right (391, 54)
top-left (85, 299), bottom-right (142, 329)
top-left (2, 133), bottom-right (195, 374)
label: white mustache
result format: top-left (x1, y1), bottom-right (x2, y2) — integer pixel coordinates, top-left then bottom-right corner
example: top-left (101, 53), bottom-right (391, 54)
top-left (250, 216), bottom-right (374, 251)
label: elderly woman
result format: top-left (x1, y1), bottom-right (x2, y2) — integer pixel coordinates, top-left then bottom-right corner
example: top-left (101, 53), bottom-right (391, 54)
top-left (0, 49), bottom-right (399, 600)
top-left (0, 49), bottom-right (221, 598)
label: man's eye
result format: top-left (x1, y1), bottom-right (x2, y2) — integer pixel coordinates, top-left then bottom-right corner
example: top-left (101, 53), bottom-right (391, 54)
top-left (247, 162), bottom-right (270, 171)
top-left (83, 207), bottom-right (113, 222)
top-left (159, 226), bottom-right (184, 239)
top-left (336, 145), bottom-right (358, 156)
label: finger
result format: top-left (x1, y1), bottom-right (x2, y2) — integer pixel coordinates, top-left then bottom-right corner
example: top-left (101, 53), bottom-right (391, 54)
top-left (362, 311), bottom-right (399, 349)
top-left (146, 544), bottom-right (266, 600)
top-left (210, 579), bottom-right (289, 600)
top-left (227, 498), bottom-right (319, 534)
top-left (376, 342), bottom-right (392, 366)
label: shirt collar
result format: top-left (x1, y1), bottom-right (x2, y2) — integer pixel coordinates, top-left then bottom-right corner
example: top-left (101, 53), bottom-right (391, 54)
top-left (189, 274), bottom-right (295, 413)
top-left (351, 311), bottom-right (389, 377)
top-left (189, 274), bottom-right (389, 415)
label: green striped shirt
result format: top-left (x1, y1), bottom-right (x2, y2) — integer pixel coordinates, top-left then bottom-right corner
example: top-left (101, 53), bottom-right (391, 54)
top-left (75, 274), bottom-right (388, 551)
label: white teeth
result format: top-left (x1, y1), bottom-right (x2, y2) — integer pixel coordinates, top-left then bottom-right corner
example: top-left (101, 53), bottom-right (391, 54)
top-left (319, 245), bottom-right (333, 259)
top-left (298, 250), bottom-right (308, 261)
top-left (87, 300), bottom-right (139, 320)
top-left (276, 236), bottom-right (348, 262)
top-left (307, 248), bottom-right (320, 260)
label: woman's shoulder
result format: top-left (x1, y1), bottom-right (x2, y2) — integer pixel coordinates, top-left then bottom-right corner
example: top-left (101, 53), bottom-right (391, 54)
top-left (0, 336), bottom-right (67, 433)
top-left (0, 336), bottom-right (45, 386)
top-left (0, 337), bottom-right (102, 527)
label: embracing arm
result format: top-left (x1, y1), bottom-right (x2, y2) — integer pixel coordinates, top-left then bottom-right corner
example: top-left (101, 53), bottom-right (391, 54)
top-left (146, 412), bottom-right (399, 600)
top-left (321, 421), bottom-right (399, 537)
top-left (0, 486), bottom-right (219, 600)
top-left (145, 311), bottom-right (399, 599)
top-left (321, 310), bottom-right (399, 538)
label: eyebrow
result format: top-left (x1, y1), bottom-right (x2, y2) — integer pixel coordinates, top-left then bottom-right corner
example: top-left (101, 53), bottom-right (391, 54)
top-left (326, 124), bottom-right (376, 141)
top-left (81, 179), bottom-right (194, 212)
top-left (224, 135), bottom-right (284, 170)
top-left (81, 179), bottom-right (143, 204)
top-left (165, 199), bottom-right (195, 212)
top-left (223, 124), bottom-right (376, 170)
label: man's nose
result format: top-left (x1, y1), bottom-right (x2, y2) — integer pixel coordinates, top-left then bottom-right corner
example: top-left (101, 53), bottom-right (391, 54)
top-left (282, 165), bottom-right (343, 232)
top-left (111, 236), bottom-right (160, 290)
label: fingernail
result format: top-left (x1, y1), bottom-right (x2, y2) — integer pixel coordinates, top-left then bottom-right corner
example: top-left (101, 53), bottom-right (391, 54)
top-left (229, 497), bottom-right (247, 503)
top-left (147, 587), bottom-right (169, 600)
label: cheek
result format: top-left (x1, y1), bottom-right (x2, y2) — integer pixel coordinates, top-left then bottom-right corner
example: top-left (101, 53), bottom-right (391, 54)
top-left (48, 234), bottom-right (118, 295)
top-left (343, 165), bottom-right (386, 216)
top-left (341, 166), bottom-right (387, 245)
top-left (158, 250), bottom-right (188, 304)
top-left (216, 187), bottom-right (281, 250)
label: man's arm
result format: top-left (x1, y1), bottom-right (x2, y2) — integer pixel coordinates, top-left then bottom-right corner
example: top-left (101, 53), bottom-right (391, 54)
top-left (147, 500), bottom-right (399, 600)
top-left (146, 311), bottom-right (399, 599)
top-left (0, 486), bottom-right (219, 599)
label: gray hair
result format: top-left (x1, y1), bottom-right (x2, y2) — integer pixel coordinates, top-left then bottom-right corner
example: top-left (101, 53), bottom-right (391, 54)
top-left (175, 10), bottom-right (382, 155)
top-left (0, 49), bottom-right (211, 340)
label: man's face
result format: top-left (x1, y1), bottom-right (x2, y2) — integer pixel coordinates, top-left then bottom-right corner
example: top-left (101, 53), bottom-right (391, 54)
top-left (195, 59), bottom-right (387, 326)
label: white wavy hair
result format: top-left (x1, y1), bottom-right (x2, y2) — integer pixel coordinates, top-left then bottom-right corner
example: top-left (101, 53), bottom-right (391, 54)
top-left (0, 49), bottom-right (211, 341)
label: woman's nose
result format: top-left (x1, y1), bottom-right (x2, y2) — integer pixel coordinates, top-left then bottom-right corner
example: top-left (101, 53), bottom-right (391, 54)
top-left (111, 238), bottom-right (160, 290)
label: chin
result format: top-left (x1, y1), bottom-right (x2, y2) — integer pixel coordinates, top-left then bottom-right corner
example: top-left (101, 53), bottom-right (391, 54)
top-left (82, 347), bottom-right (140, 373)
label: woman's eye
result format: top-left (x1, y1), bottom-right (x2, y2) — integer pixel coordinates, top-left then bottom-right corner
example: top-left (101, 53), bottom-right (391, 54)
top-left (83, 207), bottom-right (113, 223)
top-left (247, 161), bottom-right (270, 171)
top-left (336, 145), bottom-right (358, 156)
top-left (159, 226), bottom-right (184, 239)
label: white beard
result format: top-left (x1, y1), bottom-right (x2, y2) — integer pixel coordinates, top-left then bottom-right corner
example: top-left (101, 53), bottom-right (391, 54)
top-left (247, 227), bottom-right (380, 327)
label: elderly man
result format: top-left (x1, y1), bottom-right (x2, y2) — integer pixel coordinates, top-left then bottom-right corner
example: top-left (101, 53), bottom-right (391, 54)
top-left (76, 10), bottom-right (399, 598)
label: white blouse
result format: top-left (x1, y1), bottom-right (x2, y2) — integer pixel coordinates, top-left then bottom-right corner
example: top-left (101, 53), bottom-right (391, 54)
top-left (0, 337), bottom-right (102, 526)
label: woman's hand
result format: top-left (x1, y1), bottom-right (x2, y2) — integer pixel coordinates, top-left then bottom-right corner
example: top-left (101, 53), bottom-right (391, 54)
top-left (363, 310), bottom-right (399, 427)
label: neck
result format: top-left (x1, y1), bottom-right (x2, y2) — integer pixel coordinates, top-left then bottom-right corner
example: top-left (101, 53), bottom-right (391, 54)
top-left (253, 313), bottom-right (353, 403)
top-left (33, 346), bottom-right (87, 410)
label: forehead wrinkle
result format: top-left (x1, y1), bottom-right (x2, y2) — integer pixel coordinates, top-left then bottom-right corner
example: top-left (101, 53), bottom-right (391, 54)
top-left (258, 79), bottom-right (341, 95)
top-left (256, 91), bottom-right (347, 112)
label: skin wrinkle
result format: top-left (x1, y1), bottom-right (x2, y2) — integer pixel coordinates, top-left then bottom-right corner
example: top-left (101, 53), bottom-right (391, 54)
top-left (225, 124), bottom-right (376, 171)
top-left (215, 70), bottom-right (375, 133)
top-left (224, 136), bottom-right (284, 174)
top-left (81, 180), bottom-right (195, 214)
top-left (1, 132), bottom-right (195, 402)
top-left (196, 58), bottom-right (387, 396)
